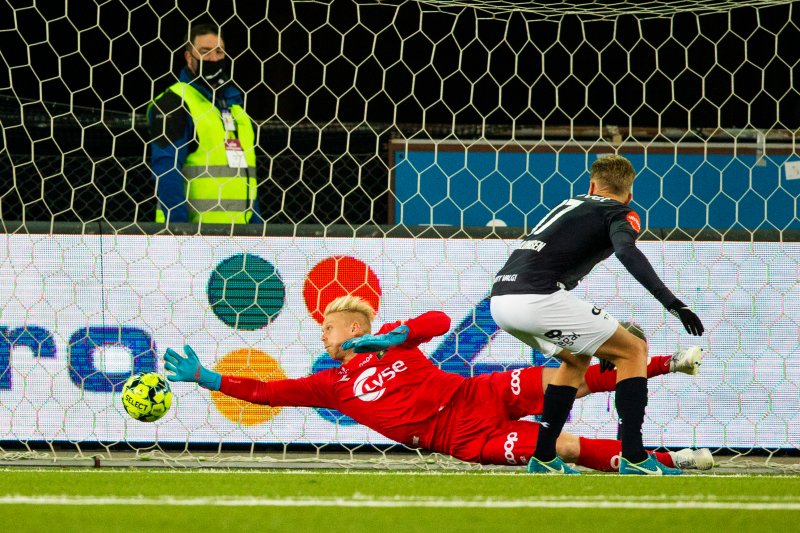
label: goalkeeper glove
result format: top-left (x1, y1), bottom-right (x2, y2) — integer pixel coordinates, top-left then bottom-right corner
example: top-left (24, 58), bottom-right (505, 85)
top-left (667, 300), bottom-right (704, 336)
top-left (163, 345), bottom-right (222, 391)
top-left (340, 325), bottom-right (410, 353)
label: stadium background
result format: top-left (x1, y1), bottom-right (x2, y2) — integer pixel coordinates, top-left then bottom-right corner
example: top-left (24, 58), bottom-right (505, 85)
top-left (0, 0), bottom-right (799, 461)
top-left (3, 0), bottom-right (798, 227)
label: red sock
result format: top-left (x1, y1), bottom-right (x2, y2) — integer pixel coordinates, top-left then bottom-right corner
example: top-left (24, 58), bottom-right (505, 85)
top-left (584, 356), bottom-right (672, 393)
top-left (576, 437), bottom-right (675, 471)
top-left (653, 450), bottom-right (675, 467)
top-left (577, 437), bottom-right (621, 471)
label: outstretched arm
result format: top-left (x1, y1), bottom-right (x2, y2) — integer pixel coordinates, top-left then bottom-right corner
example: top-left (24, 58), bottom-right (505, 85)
top-left (164, 345), bottom-right (335, 407)
top-left (612, 231), bottom-right (703, 336)
top-left (148, 94), bottom-right (190, 222)
top-left (164, 345), bottom-right (221, 390)
top-left (342, 311), bottom-right (452, 353)
top-left (382, 311), bottom-right (451, 346)
top-left (219, 373), bottom-right (334, 407)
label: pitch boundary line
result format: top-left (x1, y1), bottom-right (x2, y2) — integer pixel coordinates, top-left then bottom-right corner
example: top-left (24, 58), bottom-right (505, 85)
top-left (2, 495), bottom-right (800, 510)
top-left (1, 467), bottom-right (800, 478)
top-left (1, 467), bottom-right (800, 479)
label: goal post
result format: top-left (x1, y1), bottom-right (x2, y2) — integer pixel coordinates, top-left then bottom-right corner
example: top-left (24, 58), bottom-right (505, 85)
top-left (0, 0), bottom-right (798, 469)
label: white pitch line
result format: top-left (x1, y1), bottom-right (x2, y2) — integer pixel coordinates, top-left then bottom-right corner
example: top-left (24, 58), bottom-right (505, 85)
top-left (1, 495), bottom-right (800, 510)
top-left (1, 468), bottom-right (800, 479)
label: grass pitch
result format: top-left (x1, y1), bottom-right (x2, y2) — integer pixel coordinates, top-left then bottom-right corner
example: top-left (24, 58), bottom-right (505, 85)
top-left (2, 468), bottom-right (799, 532)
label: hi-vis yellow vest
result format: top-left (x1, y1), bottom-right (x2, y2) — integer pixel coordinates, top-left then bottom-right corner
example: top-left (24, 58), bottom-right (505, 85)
top-left (154, 82), bottom-right (257, 224)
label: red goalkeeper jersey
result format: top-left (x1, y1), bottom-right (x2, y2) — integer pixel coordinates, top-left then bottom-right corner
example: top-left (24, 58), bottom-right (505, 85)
top-left (219, 311), bottom-right (465, 448)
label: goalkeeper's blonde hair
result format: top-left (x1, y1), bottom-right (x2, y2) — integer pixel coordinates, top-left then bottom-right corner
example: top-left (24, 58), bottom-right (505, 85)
top-left (324, 295), bottom-right (376, 330)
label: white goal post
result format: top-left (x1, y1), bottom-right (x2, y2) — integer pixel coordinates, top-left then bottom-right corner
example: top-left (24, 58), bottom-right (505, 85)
top-left (0, 0), bottom-right (798, 469)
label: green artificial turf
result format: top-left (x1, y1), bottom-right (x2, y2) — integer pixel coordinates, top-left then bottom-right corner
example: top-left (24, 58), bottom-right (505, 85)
top-left (1, 469), bottom-right (798, 532)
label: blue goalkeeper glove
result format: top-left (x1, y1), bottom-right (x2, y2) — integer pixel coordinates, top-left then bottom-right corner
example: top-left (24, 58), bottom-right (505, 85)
top-left (163, 345), bottom-right (222, 391)
top-left (340, 325), bottom-right (410, 353)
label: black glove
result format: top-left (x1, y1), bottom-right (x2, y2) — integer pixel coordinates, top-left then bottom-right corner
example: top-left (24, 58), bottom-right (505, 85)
top-left (599, 358), bottom-right (616, 373)
top-left (667, 300), bottom-right (704, 336)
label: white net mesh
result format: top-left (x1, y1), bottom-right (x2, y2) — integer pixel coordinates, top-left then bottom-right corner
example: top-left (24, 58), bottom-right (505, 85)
top-left (0, 1), bottom-right (798, 470)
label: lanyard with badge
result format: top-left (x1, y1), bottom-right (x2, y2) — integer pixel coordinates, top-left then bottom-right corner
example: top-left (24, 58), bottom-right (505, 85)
top-left (221, 99), bottom-right (248, 169)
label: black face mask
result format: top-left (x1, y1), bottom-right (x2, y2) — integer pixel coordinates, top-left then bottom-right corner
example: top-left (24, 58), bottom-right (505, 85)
top-left (196, 57), bottom-right (230, 87)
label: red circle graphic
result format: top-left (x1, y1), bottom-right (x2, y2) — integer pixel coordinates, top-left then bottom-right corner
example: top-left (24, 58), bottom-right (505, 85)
top-left (303, 256), bottom-right (382, 323)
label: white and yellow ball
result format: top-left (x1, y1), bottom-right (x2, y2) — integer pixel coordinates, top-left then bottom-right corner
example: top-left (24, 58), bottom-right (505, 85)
top-left (121, 372), bottom-right (172, 422)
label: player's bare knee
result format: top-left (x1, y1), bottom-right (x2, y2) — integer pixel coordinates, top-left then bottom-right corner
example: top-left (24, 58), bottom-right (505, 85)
top-left (555, 432), bottom-right (580, 462)
top-left (629, 335), bottom-right (648, 361)
top-left (557, 349), bottom-right (591, 370)
top-left (601, 330), bottom-right (648, 365)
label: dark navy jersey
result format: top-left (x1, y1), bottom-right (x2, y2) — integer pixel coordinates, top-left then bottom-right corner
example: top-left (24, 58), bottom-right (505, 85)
top-left (491, 194), bottom-right (676, 307)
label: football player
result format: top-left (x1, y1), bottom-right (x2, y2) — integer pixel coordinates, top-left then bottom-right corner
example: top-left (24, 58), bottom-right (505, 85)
top-left (165, 296), bottom-right (711, 473)
top-left (490, 154), bottom-right (704, 474)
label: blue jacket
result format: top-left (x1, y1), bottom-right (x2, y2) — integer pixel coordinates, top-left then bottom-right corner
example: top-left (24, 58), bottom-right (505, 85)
top-left (147, 68), bottom-right (261, 223)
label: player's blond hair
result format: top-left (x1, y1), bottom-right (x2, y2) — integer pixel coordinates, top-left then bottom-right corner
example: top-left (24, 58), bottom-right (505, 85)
top-left (590, 154), bottom-right (636, 195)
top-left (324, 295), bottom-right (376, 330)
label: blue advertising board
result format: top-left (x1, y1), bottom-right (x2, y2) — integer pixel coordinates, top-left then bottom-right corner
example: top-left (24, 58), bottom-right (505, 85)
top-left (390, 140), bottom-right (800, 231)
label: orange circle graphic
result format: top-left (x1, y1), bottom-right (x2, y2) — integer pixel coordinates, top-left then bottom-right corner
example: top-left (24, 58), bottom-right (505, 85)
top-left (210, 348), bottom-right (287, 426)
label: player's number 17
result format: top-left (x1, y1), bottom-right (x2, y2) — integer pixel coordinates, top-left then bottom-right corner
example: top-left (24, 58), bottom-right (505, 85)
top-left (531, 198), bottom-right (584, 235)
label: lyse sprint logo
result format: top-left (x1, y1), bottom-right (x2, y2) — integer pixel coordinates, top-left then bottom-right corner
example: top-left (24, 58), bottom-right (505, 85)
top-left (352, 360), bottom-right (408, 402)
top-left (504, 431), bottom-right (519, 464)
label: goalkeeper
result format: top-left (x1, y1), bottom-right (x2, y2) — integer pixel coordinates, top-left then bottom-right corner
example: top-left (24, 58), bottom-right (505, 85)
top-left (164, 295), bottom-right (712, 473)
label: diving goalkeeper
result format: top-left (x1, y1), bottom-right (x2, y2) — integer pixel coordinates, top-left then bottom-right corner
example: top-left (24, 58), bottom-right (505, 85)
top-left (164, 295), bottom-right (712, 473)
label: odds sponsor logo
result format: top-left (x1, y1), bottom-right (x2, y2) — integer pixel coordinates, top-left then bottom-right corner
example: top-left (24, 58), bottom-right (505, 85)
top-left (544, 329), bottom-right (580, 347)
top-left (510, 368), bottom-right (522, 396)
top-left (504, 431), bottom-right (519, 464)
top-left (352, 360), bottom-right (408, 402)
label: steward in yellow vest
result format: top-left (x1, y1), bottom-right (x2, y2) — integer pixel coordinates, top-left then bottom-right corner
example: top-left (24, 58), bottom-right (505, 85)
top-left (148, 24), bottom-right (260, 224)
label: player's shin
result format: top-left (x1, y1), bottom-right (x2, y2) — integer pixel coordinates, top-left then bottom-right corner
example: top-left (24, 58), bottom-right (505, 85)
top-left (533, 384), bottom-right (578, 462)
top-left (614, 377), bottom-right (648, 463)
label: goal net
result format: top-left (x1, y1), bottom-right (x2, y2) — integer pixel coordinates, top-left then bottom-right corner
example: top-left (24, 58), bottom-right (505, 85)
top-left (0, 0), bottom-right (798, 470)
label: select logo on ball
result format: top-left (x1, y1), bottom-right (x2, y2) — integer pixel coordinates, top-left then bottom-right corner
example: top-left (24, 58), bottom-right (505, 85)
top-left (121, 372), bottom-right (173, 423)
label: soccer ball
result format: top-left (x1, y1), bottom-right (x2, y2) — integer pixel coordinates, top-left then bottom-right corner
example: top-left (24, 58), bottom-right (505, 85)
top-left (121, 372), bottom-right (173, 422)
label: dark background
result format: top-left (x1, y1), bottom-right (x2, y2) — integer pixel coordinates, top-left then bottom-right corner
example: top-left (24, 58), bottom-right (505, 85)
top-left (1, 0), bottom-right (798, 225)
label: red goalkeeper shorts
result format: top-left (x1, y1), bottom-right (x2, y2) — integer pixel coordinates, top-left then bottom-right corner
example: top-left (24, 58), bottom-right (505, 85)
top-left (431, 366), bottom-right (545, 465)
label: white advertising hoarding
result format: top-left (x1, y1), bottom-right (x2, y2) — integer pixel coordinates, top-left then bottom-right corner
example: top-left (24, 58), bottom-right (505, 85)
top-left (0, 234), bottom-right (797, 449)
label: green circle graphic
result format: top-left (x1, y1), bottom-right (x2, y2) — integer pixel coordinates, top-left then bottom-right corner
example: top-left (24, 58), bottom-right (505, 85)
top-left (207, 254), bottom-right (285, 331)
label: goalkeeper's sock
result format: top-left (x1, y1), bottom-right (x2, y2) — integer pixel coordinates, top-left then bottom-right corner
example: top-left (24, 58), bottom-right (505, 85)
top-left (584, 356), bottom-right (671, 393)
top-left (615, 377), bottom-right (649, 464)
top-left (654, 450), bottom-right (676, 467)
top-left (533, 384), bottom-right (577, 462)
top-left (577, 437), bottom-right (675, 471)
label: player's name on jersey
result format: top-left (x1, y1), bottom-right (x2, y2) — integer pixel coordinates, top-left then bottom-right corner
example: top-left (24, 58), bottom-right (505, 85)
top-left (519, 239), bottom-right (547, 252)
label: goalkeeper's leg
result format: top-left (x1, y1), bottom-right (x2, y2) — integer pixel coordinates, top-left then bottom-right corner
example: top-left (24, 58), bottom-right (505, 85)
top-left (562, 434), bottom-right (713, 472)
top-left (477, 424), bottom-right (712, 472)
top-left (575, 346), bottom-right (704, 397)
